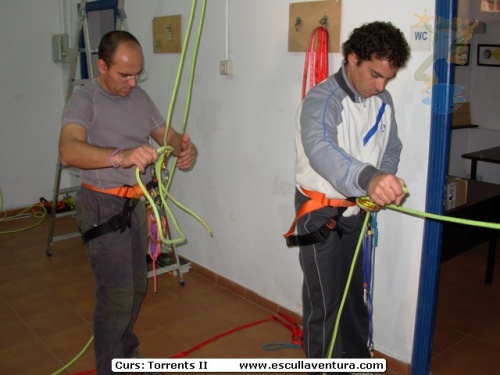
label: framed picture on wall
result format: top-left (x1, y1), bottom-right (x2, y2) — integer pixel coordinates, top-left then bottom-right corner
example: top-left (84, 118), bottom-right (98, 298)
top-left (477, 44), bottom-right (500, 66)
top-left (452, 44), bottom-right (470, 66)
top-left (481, 0), bottom-right (500, 12)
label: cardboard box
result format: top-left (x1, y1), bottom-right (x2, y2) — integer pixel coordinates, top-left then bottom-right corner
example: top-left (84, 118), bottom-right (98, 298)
top-left (451, 102), bottom-right (471, 127)
top-left (445, 176), bottom-right (468, 210)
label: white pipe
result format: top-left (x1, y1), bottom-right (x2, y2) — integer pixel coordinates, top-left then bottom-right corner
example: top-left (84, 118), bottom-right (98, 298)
top-left (225, 0), bottom-right (229, 60)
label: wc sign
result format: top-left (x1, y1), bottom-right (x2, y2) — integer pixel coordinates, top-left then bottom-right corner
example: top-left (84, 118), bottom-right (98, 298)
top-left (410, 25), bottom-right (432, 50)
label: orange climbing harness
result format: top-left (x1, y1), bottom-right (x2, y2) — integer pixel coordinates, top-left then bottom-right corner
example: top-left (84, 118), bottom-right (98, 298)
top-left (81, 182), bottom-right (147, 199)
top-left (284, 187), bottom-right (356, 247)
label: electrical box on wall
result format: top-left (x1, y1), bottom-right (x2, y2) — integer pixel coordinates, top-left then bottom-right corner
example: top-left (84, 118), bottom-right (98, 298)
top-left (52, 33), bottom-right (70, 62)
top-left (152, 15), bottom-right (182, 53)
top-left (219, 60), bottom-right (233, 75)
top-left (288, 0), bottom-right (342, 52)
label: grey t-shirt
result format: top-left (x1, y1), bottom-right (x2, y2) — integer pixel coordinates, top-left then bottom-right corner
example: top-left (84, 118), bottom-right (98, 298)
top-left (62, 80), bottom-right (164, 189)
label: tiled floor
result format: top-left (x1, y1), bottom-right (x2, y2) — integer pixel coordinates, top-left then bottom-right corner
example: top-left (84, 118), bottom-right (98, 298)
top-left (431, 239), bottom-right (500, 375)
top-left (0, 213), bottom-right (499, 374)
top-left (0, 215), bottom-right (304, 375)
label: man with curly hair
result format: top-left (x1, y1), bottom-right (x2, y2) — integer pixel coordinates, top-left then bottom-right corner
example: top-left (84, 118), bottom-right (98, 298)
top-left (293, 21), bottom-right (410, 363)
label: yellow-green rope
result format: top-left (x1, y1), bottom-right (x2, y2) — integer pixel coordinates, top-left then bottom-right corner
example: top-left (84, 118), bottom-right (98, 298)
top-left (327, 189), bottom-right (500, 359)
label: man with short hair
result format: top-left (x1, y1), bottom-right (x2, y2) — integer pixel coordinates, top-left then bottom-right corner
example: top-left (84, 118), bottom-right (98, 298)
top-left (59, 30), bottom-right (196, 375)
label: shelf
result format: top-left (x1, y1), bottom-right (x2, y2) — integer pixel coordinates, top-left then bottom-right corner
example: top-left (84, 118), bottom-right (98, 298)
top-left (452, 124), bottom-right (479, 130)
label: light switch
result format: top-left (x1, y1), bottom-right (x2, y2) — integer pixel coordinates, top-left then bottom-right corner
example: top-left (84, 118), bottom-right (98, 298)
top-left (220, 60), bottom-right (233, 75)
top-left (52, 33), bottom-right (69, 62)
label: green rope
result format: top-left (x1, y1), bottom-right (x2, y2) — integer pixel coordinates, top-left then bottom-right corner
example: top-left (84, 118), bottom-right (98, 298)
top-left (50, 335), bottom-right (94, 375)
top-left (386, 203), bottom-right (500, 230)
top-left (0, 187), bottom-right (48, 234)
top-left (146, 0), bottom-right (211, 243)
top-left (142, 0), bottom-right (211, 241)
top-left (166, 0), bottom-right (207, 191)
top-left (181, 0), bottom-right (206, 136)
top-left (327, 189), bottom-right (500, 359)
top-left (139, 0), bottom-right (211, 243)
top-left (162, 0), bottom-right (198, 146)
top-left (360, 186), bottom-right (500, 230)
top-left (136, 145), bottom-right (213, 246)
top-left (326, 211), bottom-right (371, 359)
top-left (0, 205), bottom-right (47, 234)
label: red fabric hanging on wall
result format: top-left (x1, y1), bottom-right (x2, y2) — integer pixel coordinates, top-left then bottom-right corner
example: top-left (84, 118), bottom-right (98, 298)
top-left (302, 26), bottom-right (329, 99)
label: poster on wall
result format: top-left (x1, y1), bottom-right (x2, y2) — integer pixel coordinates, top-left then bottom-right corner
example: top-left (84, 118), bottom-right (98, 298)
top-left (481, 0), bottom-right (500, 12)
top-left (477, 44), bottom-right (500, 66)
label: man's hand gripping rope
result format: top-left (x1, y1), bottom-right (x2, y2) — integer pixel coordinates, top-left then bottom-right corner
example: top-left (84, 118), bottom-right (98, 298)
top-left (135, 145), bottom-right (213, 247)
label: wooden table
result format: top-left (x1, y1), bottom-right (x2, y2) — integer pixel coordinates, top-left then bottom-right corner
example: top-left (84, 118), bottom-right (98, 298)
top-left (441, 179), bottom-right (500, 283)
top-left (461, 145), bottom-right (500, 180)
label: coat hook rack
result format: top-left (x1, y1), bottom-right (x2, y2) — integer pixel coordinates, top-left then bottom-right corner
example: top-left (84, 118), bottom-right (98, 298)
top-left (152, 14), bottom-right (182, 53)
top-left (288, 0), bottom-right (342, 52)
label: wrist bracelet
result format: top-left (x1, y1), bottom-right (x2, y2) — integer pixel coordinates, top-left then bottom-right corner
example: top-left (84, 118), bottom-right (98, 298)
top-left (110, 148), bottom-right (124, 168)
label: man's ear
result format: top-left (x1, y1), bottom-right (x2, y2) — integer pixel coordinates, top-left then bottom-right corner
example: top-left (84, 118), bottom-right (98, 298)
top-left (97, 59), bottom-right (107, 74)
top-left (347, 52), bottom-right (359, 66)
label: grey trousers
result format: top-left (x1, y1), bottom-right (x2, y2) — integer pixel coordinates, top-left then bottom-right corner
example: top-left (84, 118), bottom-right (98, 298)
top-left (77, 187), bottom-right (149, 375)
top-left (296, 189), bottom-right (370, 361)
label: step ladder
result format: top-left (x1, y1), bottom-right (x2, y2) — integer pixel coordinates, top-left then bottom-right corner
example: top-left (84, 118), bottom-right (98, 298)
top-left (46, 0), bottom-right (188, 285)
top-left (46, 0), bottom-right (127, 256)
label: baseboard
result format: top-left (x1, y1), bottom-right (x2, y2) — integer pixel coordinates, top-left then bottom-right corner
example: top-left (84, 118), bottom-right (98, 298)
top-left (184, 256), bottom-right (302, 324)
top-left (182, 256), bottom-right (411, 375)
top-left (375, 352), bottom-right (411, 375)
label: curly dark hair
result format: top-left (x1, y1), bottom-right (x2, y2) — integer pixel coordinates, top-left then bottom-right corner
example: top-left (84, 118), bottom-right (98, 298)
top-left (98, 30), bottom-right (141, 67)
top-left (342, 21), bottom-right (410, 68)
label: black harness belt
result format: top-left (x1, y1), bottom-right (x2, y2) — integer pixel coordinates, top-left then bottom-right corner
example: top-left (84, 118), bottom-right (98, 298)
top-left (285, 208), bottom-right (346, 247)
top-left (80, 179), bottom-right (159, 244)
top-left (81, 197), bottom-right (138, 245)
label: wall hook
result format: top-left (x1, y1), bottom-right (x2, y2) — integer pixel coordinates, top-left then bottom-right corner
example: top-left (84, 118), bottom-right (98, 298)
top-left (166, 24), bottom-right (173, 41)
top-left (295, 16), bottom-right (303, 31)
top-left (319, 15), bottom-right (328, 27)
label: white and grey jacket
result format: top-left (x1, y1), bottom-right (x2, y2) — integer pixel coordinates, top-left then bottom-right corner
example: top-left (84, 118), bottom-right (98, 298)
top-left (295, 63), bottom-right (402, 215)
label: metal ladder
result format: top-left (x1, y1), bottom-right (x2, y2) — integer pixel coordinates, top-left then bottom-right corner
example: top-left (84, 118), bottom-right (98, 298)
top-left (46, 0), bottom-right (127, 256)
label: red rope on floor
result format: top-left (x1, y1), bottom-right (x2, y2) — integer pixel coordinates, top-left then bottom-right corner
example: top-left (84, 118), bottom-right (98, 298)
top-left (170, 313), bottom-right (303, 358)
top-left (70, 313), bottom-right (302, 374)
top-left (70, 370), bottom-right (96, 375)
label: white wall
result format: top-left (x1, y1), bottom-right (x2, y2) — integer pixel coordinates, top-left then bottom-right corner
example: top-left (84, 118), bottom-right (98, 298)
top-left (0, 0), bottom-right (66, 208)
top-left (0, 0), bottom-right (436, 365)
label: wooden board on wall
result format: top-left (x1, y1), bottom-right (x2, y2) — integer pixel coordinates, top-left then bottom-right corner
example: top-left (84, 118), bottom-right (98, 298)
top-left (152, 15), bottom-right (181, 53)
top-left (288, 0), bottom-right (342, 52)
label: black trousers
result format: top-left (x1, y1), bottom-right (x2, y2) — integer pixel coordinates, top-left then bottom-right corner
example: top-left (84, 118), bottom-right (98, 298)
top-left (77, 188), bottom-right (149, 375)
top-left (296, 189), bottom-right (370, 361)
